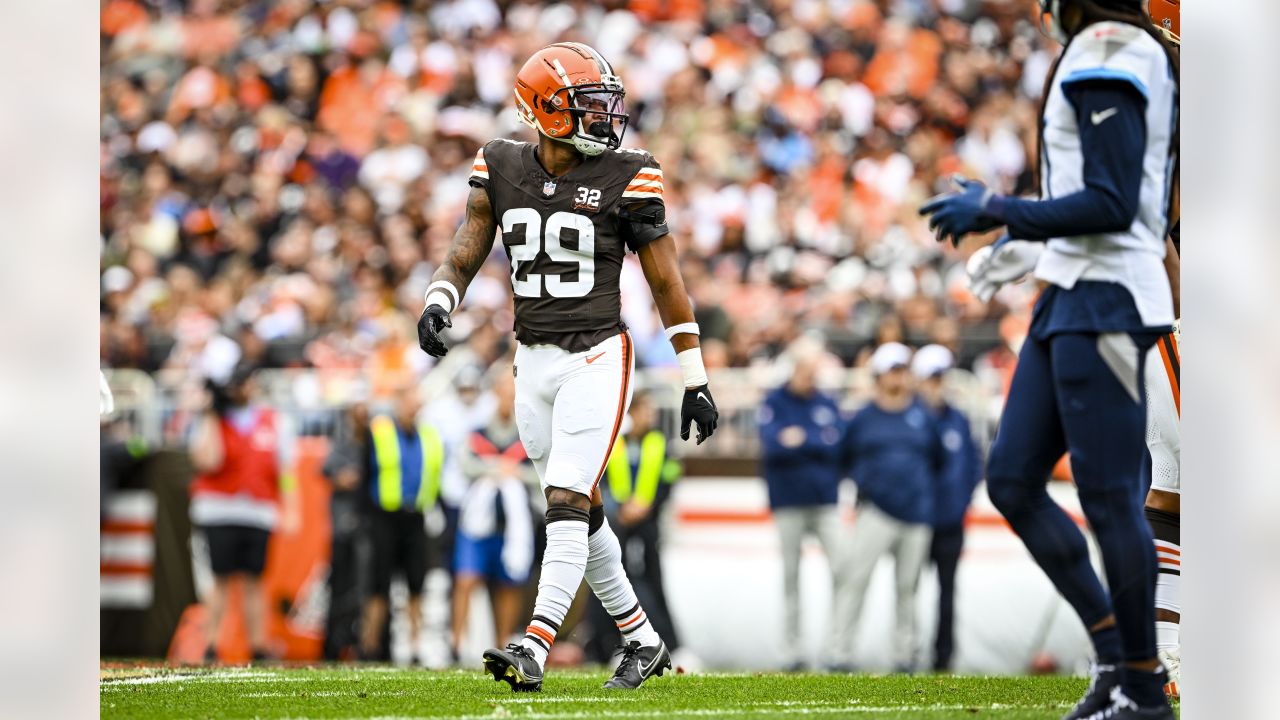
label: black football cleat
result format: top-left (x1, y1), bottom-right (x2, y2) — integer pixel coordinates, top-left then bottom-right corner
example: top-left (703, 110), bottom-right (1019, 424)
top-left (603, 640), bottom-right (671, 689)
top-left (482, 644), bottom-right (543, 692)
top-left (1062, 664), bottom-right (1121, 720)
top-left (1078, 687), bottom-right (1174, 720)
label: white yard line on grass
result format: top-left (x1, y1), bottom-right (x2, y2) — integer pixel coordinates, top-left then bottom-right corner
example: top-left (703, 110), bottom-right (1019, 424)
top-left (359, 703), bottom-right (1068, 720)
top-left (231, 693), bottom-right (639, 703)
top-left (496, 697), bottom-right (641, 704)
top-left (240, 690), bottom-right (411, 699)
top-left (100, 671), bottom-right (291, 687)
top-left (100, 668), bottom-right (505, 690)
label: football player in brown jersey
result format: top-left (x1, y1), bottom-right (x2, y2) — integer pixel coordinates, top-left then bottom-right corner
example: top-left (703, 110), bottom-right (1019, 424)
top-left (1142, 1), bottom-right (1180, 699)
top-left (416, 42), bottom-right (718, 692)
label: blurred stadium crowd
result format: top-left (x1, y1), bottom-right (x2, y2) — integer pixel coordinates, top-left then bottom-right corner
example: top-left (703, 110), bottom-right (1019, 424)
top-left (100, 0), bottom-right (1054, 400)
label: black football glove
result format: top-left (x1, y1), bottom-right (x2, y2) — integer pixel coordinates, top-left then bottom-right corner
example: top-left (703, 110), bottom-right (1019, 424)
top-left (680, 384), bottom-right (719, 445)
top-left (417, 304), bottom-right (452, 358)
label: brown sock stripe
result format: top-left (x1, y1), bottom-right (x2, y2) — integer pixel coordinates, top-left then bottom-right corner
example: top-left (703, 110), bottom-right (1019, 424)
top-left (609, 602), bottom-right (641, 623)
top-left (531, 614), bottom-right (561, 633)
top-left (616, 609), bottom-right (647, 630)
top-left (618, 616), bottom-right (650, 634)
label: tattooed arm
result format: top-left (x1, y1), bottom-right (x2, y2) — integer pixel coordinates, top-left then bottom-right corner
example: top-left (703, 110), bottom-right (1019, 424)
top-left (637, 233), bottom-right (719, 444)
top-left (418, 186), bottom-right (498, 357)
top-left (434, 186), bottom-right (498, 297)
top-left (637, 235), bottom-right (699, 355)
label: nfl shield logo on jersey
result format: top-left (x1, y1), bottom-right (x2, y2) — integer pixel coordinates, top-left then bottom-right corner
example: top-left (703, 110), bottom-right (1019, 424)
top-left (542, 181), bottom-right (557, 196)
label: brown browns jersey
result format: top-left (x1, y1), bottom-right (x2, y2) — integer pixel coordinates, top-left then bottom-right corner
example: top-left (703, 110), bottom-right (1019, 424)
top-left (469, 138), bottom-right (666, 353)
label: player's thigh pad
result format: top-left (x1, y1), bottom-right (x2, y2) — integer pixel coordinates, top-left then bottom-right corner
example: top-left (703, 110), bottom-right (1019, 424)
top-left (544, 333), bottom-right (633, 497)
top-left (1144, 339), bottom-right (1181, 494)
top-left (513, 343), bottom-right (556, 483)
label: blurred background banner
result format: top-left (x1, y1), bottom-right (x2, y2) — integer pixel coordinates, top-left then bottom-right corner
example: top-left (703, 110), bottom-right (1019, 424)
top-left (100, 0), bottom-right (1099, 675)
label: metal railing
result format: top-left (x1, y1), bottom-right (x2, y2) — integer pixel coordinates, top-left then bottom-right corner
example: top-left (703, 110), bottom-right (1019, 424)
top-left (103, 365), bottom-right (997, 458)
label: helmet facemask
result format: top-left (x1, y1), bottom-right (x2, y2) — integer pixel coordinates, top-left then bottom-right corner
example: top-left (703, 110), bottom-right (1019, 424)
top-left (568, 82), bottom-right (628, 156)
top-left (513, 43), bottom-right (631, 157)
top-left (547, 71), bottom-right (628, 156)
top-left (1038, 0), bottom-right (1071, 43)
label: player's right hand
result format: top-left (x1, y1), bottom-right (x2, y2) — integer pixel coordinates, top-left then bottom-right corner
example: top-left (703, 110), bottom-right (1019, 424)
top-left (417, 304), bottom-right (452, 357)
top-left (680, 384), bottom-right (719, 445)
top-left (918, 175), bottom-right (1001, 247)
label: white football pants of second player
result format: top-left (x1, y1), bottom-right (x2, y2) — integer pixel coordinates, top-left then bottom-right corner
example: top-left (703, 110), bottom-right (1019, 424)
top-left (514, 331), bottom-right (634, 498)
top-left (1145, 334), bottom-right (1180, 494)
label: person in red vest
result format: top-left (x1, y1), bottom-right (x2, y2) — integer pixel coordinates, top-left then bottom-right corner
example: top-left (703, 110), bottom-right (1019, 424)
top-left (188, 365), bottom-right (295, 662)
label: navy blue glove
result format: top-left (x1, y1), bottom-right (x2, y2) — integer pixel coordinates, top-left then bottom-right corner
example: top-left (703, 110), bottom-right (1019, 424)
top-left (918, 176), bottom-right (1003, 247)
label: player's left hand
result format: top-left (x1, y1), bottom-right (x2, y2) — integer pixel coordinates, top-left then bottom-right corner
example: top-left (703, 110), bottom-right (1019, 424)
top-left (680, 384), bottom-right (719, 445)
top-left (417, 304), bottom-right (452, 357)
top-left (919, 175), bottom-right (1002, 247)
top-left (100, 371), bottom-right (114, 417)
top-left (966, 235), bottom-right (1044, 302)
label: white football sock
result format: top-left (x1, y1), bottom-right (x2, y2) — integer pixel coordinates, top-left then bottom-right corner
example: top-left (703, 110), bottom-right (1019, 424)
top-left (1155, 621), bottom-right (1179, 652)
top-left (1154, 538), bottom-right (1181, 616)
top-left (520, 518), bottom-right (589, 668)
top-left (1154, 536), bottom-right (1180, 654)
top-left (586, 518), bottom-right (660, 648)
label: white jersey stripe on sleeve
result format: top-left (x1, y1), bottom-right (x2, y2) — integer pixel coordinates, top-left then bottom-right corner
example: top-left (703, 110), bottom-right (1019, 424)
top-left (625, 177), bottom-right (663, 190)
top-left (470, 147), bottom-right (489, 180)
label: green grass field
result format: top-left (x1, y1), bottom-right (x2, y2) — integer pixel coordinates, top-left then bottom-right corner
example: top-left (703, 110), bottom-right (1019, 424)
top-left (99, 665), bottom-right (1178, 719)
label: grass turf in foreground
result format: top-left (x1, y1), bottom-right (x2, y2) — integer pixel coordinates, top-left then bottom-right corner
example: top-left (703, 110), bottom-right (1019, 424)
top-left (100, 665), bottom-right (1178, 720)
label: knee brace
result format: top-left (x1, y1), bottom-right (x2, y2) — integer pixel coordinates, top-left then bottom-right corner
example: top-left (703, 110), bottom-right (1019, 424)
top-left (546, 504), bottom-right (590, 525)
top-left (588, 504), bottom-right (605, 535)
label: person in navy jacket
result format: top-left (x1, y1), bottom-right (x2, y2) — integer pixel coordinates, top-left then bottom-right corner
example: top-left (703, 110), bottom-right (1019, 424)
top-left (833, 342), bottom-right (942, 672)
top-left (912, 345), bottom-right (981, 672)
top-left (758, 337), bottom-right (844, 670)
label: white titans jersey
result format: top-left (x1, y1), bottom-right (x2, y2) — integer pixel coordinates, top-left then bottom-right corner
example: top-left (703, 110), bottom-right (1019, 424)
top-left (1033, 21), bottom-right (1177, 327)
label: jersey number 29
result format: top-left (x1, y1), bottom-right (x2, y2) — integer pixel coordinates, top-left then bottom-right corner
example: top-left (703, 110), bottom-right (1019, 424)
top-left (502, 208), bottom-right (595, 298)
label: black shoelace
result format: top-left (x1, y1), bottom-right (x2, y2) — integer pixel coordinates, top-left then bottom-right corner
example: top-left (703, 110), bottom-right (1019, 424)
top-left (612, 641), bottom-right (642, 675)
top-left (506, 643), bottom-right (535, 661)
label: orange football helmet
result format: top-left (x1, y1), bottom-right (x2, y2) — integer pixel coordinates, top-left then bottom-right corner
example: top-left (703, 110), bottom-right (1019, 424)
top-left (1039, 0), bottom-right (1176, 43)
top-left (1147, 0), bottom-right (1179, 45)
top-left (514, 42), bottom-right (628, 157)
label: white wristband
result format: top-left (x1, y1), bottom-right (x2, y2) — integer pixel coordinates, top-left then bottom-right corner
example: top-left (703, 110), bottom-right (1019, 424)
top-left (424, 280), bottom-right (460, 313)
top-left (664, 322), bottom-right (700, 341)
top-left (677, 347), bottom-right (708, 388)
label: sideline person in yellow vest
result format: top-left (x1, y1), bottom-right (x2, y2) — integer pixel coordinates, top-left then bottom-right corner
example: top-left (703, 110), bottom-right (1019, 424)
top-left (360, 391), bottom-right (444, 664)
top-left (585, 392), bottom-right (683, 663)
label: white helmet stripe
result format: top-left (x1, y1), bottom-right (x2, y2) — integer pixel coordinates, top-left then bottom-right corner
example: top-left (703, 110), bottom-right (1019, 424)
top-left (550, 57), bottom-right (575, 105)
top-left (566, 41), bottom-right (612, 77)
